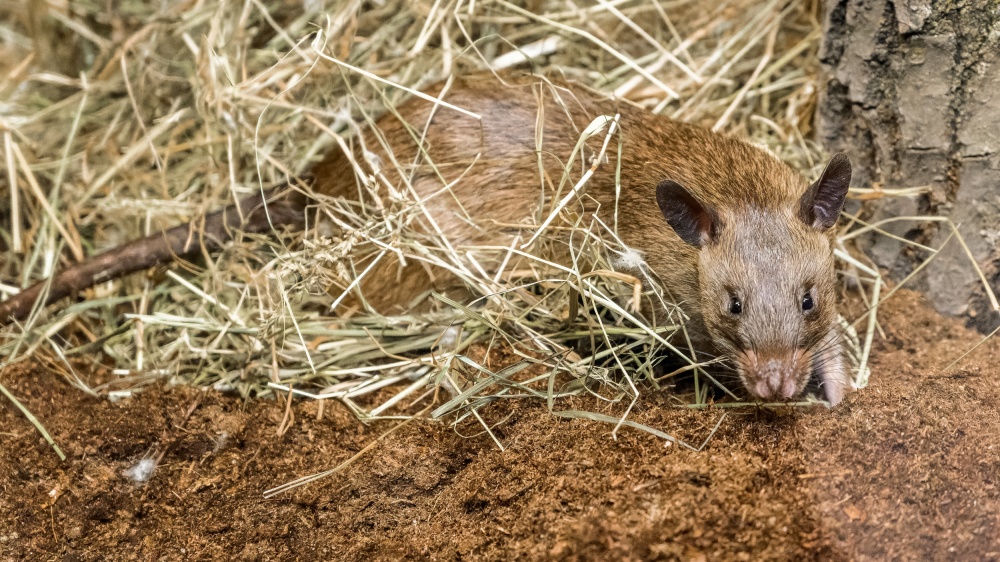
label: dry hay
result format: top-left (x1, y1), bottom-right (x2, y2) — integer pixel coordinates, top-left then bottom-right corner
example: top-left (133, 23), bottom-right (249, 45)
top-left (0, 0), bottom-right (918, 453)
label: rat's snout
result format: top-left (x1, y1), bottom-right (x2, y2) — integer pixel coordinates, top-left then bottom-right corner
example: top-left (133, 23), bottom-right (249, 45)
top-left (738, 349), bottom-right (807, 402)
top-left (749, 357), bottom-right (799, 400)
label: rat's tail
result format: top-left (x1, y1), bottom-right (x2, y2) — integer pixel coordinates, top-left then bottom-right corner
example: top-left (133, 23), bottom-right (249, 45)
top-left (0, 184), bottom-right (309, 325)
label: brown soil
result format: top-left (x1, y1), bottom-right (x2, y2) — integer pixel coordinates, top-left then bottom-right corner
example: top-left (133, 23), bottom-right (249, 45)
top-left (2, 290), bottom-right (999, 561)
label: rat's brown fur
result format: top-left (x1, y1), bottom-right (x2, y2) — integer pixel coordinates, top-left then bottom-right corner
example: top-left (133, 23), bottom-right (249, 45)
top-left (0, 73), bottom-right (852, 404)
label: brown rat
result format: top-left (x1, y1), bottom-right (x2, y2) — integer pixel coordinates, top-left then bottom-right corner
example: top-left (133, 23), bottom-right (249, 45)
top-left (0, 73), bottom-right (853, 405)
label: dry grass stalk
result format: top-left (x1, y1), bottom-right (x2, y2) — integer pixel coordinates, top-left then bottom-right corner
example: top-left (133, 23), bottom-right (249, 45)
top-left (0, 0), bottom-right (949, 447)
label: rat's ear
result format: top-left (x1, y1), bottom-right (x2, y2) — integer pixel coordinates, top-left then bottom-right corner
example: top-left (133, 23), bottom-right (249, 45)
top-left (656, 179), bottom-right (719, 247)
top-left (799, 153), bottom-right (851, 231)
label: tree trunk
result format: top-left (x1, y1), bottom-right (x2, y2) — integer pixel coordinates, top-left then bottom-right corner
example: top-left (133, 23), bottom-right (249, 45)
top-left (818, 0), bottom-right (1000, 328)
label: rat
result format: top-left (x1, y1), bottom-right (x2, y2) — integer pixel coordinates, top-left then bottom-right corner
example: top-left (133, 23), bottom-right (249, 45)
top-left (0, 73), bottom-right (853, 405)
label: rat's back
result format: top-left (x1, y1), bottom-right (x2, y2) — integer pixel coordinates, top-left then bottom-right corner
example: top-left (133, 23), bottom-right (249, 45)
top-left (309, 73), bottom-right (809, 316)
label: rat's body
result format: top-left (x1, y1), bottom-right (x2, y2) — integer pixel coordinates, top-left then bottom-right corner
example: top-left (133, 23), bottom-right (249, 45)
top-left (0, 73), bottom-right (853, 404)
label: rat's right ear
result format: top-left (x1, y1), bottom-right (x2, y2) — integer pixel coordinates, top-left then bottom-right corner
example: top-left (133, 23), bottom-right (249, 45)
top-left (656, 180), bottom-right (719, 247)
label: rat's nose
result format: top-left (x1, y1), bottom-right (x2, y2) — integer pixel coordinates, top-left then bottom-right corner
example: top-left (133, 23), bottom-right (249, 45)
top-left (750, 358), bottom-right (798, 401)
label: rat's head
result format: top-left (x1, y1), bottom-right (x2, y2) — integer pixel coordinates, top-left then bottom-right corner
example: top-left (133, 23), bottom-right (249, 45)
top-left (656, 154), bottom-right (852, 403)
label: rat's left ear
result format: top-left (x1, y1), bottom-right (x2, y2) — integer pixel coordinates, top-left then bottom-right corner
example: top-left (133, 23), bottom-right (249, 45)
top-left (798, 153), bottom-right (851, 231)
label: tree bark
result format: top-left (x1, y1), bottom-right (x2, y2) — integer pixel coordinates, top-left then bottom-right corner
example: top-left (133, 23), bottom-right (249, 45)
top-left (818, 0), bottom-right (1000, 328)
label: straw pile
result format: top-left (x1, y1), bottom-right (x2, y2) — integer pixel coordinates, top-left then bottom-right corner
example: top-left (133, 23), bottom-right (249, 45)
top-left (1, 0), bottom-right (885, 443)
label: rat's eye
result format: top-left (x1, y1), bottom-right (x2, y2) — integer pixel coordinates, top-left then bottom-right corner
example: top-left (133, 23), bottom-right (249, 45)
top-left (801, 292), bottom-right (814, 312)
top-left (728, 295), bottom-right (743, 315)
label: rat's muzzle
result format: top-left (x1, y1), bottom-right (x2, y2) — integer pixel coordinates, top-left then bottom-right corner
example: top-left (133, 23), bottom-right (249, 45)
top-left (736, 348), bottom-right (809, 402)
